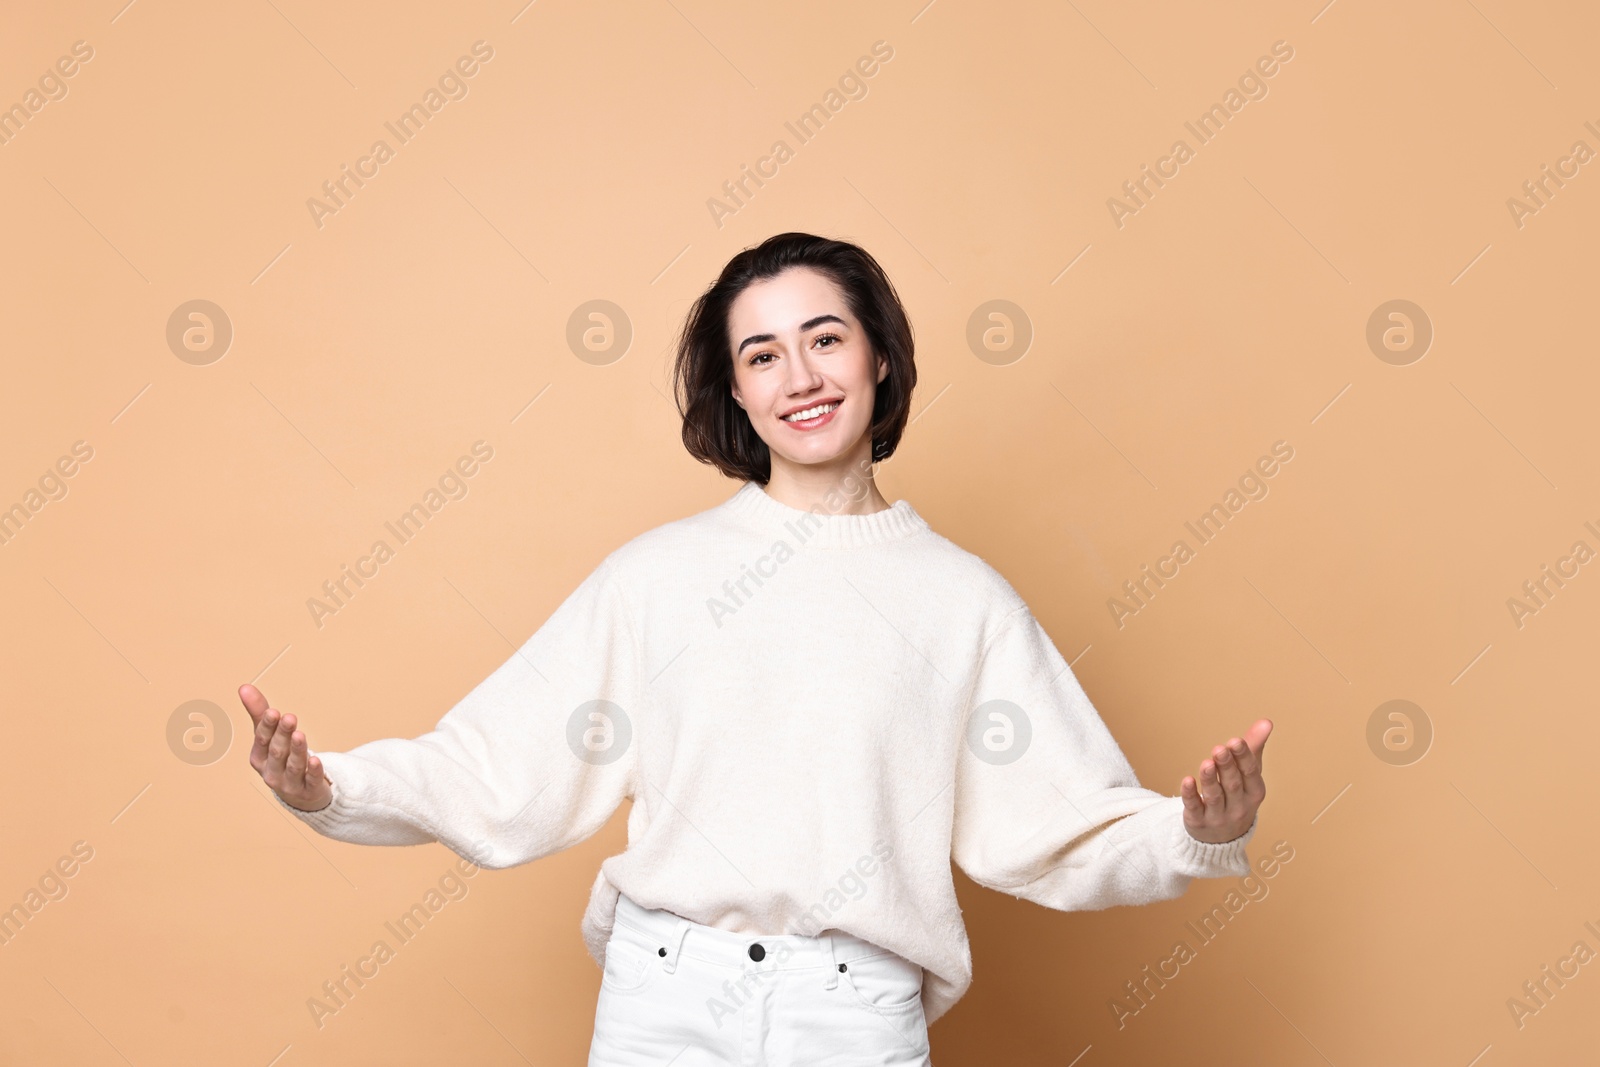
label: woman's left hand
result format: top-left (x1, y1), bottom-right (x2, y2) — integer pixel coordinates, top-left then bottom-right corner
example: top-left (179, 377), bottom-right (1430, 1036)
top-left (1180, 718), bottom-right (1272, 844)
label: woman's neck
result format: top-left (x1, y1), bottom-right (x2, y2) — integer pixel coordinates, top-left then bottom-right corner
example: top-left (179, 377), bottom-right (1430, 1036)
top-left (762, 456), bottom-right (891, 515)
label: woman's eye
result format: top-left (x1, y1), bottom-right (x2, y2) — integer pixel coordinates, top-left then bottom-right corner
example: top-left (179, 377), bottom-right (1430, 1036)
top-left (747, 334), bottom-right (839, 364)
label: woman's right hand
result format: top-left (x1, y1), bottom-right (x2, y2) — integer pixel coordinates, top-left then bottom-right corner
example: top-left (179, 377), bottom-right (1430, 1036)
top-left (239, 683), bottom-right (333, 812)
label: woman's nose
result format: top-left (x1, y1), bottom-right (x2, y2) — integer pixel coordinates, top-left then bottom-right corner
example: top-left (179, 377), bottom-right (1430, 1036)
top-left (785, 352), bottom-right (822, 390)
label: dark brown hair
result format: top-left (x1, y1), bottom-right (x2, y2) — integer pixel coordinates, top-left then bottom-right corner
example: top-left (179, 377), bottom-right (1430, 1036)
top-left (672, 232), bottom-right (917, 484)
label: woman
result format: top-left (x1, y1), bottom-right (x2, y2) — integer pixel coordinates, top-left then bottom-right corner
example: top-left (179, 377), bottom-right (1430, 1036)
top-left (241, 232), bottom-right (1270, 1065)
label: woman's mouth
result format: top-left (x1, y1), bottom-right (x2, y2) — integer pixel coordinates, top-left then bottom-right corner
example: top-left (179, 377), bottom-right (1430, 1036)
top-left (779, 400), bottom-right (841, 430)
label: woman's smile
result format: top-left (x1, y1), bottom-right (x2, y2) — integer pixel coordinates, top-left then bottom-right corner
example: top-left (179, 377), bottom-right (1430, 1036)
top-left (779, 398), bottom-right (842, 429)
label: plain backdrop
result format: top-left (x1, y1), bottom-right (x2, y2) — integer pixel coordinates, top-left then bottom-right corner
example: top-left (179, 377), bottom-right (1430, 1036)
top-left (2, 1), bottom-right (1596, 1064)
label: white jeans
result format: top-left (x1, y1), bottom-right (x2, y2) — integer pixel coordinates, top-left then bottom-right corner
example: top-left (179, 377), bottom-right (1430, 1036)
top-left (589, 892), bottom-right (933, 1066)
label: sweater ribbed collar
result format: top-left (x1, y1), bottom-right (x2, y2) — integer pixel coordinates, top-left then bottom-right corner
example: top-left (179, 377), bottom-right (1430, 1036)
top-left (721, 480), bottom-right (928, 548)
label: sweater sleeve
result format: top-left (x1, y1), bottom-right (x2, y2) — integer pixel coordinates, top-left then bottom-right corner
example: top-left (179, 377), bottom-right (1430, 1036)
top-left (273, 555), bottom-right (641, 870)
top-left (951, 603), bottom-right (1256, 910)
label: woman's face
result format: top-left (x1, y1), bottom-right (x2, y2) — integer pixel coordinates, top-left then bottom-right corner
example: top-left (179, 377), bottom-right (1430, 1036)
top-left (727, 267), bottom-right (888, 474)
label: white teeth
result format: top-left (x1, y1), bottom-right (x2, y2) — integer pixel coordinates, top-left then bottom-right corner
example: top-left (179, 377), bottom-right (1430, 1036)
top-left (782, 402), bottom-right (839, 422)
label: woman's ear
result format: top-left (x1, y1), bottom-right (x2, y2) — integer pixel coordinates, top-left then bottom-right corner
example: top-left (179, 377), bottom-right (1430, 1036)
top-left (730, 383), bottom-right (744, 409)
top-left (876, 354), bottom-right (889, 384)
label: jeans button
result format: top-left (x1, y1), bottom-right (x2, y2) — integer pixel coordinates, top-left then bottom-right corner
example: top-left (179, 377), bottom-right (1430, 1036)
top-left (748, 942), bottom-right (765, 962)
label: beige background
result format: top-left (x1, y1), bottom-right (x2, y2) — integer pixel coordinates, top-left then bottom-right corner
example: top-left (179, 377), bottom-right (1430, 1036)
top-left (2, 0), bottom-right (1596, 1063)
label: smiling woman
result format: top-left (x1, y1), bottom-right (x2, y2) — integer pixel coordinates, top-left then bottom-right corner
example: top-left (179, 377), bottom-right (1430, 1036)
top-left (672, 232), bottom-right (917, 503)
top-left (244, 231), bottom-right (1271, 1067)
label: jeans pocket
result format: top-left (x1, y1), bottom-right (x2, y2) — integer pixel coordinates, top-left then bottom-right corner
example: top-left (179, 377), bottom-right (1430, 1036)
top-left (841, 951), bottom-right (924, 1014)
top-left (599, 930), bottom-right (660, 996)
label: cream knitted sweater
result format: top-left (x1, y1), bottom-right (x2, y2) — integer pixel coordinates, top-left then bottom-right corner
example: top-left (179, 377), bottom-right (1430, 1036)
top-left (279, 480), bottom-right (1256, 1024)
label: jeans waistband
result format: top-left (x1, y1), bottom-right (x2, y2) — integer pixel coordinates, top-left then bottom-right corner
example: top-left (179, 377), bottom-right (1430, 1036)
top-left (611, 893), bottom-right (896, 987)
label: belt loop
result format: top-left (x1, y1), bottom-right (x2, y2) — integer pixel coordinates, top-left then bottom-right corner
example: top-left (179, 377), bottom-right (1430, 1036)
top-left (822, 933), bottom-right (839, 989)
top-left (662, 917), bottom-right (691, 974)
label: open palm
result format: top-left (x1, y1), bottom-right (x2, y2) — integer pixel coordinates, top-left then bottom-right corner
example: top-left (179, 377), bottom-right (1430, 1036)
top-left (1180, 718), bottom-right (1271, 844)
top-left (239, 683), bottom-right (333, 813)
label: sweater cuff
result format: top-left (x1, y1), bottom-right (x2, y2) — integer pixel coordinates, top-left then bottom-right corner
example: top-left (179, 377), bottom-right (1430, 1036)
top-left (1166, 797), bottom-right (1256, 878)
top-left (272, 752), bottom-right (358, 834)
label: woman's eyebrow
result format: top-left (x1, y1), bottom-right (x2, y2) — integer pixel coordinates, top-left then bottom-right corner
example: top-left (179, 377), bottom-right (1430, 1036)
top-left (735, 314), bottom-right (847, 356)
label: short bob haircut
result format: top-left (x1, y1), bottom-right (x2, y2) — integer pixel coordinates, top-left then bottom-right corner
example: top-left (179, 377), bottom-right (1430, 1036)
top-left (672, 232), bottom-right (917, 485)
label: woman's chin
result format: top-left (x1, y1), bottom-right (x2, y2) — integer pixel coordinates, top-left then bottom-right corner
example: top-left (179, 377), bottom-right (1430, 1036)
top-left (756, 416), bottom-right (875, 467)
top-left (768, 439), bottom-right (866, 471)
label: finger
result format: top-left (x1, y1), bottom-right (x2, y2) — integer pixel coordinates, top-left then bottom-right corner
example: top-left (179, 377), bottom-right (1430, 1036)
top-left (250, 705), bottom-right (281, 769)
top-left (1179, 775), bottom-right (1204, 819)
top-left (308, 754), bottom-right (329, 787)
top-left (239, 684), bottom-right (268, 728)
top-left (1231, 733), bottom-right (1262, 778)
top-left (1215, 741), bottom-right (1246, 800)
top-left (1245, 718), bottom-right (1273, 760)
top-left (1232, 735), bottom-right (1268, 800)
top-left (1197, 759), bottom-right (1223, 809)
top-left (263, 712), bottom-right (295, 787)
top-left (1242, 720), bottom-right (1273, 798)
top-left (283, 729), bottom-right (309, 794)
